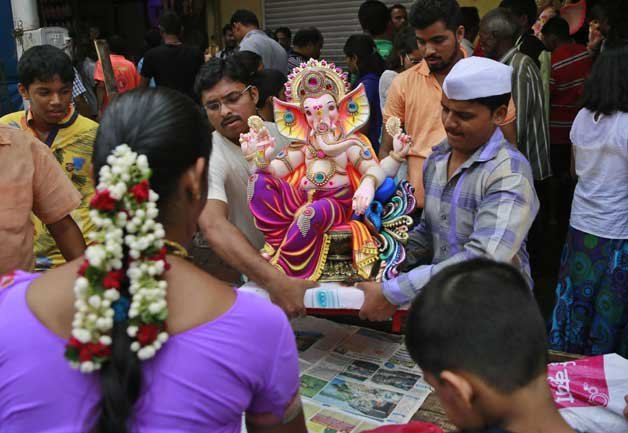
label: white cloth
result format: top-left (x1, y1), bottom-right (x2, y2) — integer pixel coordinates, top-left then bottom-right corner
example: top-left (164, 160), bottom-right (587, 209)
top-left (443, 56), bottom-right (512, 100)
top-left (207, 122), bottom-right (289, 248)
top-left (569, 109), bottom-right (628, 239)
top-left (378, 69), bottom-right (399, 110)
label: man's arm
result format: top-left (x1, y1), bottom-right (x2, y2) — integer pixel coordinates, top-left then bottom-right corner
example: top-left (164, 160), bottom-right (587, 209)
top-left (46, 215), bottom-right (86, 261)
top-left (198, 200), bottom-right (316, 317)
top-left (381, 162), bottom-right (538, 307)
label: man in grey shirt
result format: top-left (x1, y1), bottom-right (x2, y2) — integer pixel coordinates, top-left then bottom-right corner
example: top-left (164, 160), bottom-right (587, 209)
top-left (230, 9), bottom-right (289, 74)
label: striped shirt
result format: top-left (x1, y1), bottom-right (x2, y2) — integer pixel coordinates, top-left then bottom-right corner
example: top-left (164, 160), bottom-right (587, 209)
top-left (501, 48), bottom-right (552, 181)
top-left (549, 44), bottom-right (592, 145)
top-left (382, 129), bottom-right (539, 305)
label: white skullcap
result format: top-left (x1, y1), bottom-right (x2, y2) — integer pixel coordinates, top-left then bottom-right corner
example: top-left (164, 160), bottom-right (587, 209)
top-left (443, 56), bottom-right (513, 100)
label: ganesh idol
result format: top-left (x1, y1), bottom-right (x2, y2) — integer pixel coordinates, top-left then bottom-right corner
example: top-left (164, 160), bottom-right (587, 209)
top-left (240, 59), bottom-right (414, 282)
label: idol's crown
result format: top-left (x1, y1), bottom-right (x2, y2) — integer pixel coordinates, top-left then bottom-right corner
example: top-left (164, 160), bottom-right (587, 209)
top-left (285, 58), bottom-right (350, 105)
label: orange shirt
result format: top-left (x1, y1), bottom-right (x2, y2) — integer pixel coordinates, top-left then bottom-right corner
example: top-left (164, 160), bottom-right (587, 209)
top-left (94, 54), bottom-right (141, 107)
top-left (383, 58), bottom-right (516, 200)
top-left (0, 125), bottom-right (81, 274)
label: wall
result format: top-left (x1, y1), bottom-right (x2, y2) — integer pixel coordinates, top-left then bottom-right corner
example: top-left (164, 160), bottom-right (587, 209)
top-left (219, 0), bottom-right (262, 29)
top-left (459, 0), bottom-right (501, 17)
top-left (116, 1), bottom-right (148, 59)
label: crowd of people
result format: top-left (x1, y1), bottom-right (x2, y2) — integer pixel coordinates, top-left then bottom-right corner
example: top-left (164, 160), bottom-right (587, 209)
top-left (0, 0), bottom-right (627, 432)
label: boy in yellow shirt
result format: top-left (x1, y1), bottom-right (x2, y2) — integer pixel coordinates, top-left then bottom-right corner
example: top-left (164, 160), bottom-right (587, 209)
top-left (0, 45), bottom-right (97, 270)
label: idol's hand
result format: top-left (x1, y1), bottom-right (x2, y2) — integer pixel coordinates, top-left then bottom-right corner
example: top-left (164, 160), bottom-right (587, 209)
top-left (239, 129), bottom-right (276, 170)
top-left (392, 132), bottom-right (412, 158)
top-left (352, 180), bottom-right (375, 215)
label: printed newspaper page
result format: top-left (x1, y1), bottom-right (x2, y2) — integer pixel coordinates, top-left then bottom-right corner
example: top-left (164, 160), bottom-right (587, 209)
top-left (293, 316), bottom-right (432, 431)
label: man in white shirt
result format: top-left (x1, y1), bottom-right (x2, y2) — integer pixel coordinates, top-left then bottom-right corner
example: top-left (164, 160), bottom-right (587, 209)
top-left (196, 56), bottom-right (315, 317)
top-left (230, 9), bottom-right (289, 74)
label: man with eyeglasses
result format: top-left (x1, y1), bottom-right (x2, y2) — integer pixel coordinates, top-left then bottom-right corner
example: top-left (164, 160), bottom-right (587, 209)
top-left (196, 56), bottom-right (317, 318)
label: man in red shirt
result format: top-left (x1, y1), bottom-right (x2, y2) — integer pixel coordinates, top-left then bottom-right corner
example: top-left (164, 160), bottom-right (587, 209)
top-left (541, 16), bottom-right (592, 223)
top-left (542, 17), bottom-right (592, 174)
top-left (94, 35), bottom-right (140, 113)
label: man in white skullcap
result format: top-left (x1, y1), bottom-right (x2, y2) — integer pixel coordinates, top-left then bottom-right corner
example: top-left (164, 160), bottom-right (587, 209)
top-left (358, 56), bottom-right (540, 321)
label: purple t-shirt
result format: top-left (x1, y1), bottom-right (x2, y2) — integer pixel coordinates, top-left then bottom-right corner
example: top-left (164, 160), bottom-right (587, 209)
top-left (0, 271), bottom-right (299, 433)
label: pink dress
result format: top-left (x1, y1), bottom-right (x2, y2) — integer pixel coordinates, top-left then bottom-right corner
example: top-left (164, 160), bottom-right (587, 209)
top-left (0, 271), bottom-right (299, 432)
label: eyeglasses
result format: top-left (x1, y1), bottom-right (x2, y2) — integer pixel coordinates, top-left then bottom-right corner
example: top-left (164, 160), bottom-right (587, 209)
top-left (204, 85), bottom-right (252, 112)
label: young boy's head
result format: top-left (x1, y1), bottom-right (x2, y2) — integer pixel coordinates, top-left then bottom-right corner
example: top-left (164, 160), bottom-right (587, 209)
top-left (18, 45), bottom-right (75, 126)
top-left (405, 258), bottom-right (548, 430)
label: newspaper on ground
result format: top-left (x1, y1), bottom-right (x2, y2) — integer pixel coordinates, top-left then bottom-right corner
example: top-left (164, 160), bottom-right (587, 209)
top-left (292, 316), bottom-right (432, 432)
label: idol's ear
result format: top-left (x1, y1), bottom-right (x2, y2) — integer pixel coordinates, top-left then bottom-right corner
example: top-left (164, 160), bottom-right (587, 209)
top-left (273, 97), bottom-right (308, 143)
top-left (337, 84), bottom-right (370, 137)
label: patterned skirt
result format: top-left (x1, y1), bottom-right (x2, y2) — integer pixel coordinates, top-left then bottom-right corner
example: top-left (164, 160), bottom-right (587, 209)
top-left (549, 226), bottom-right (628, 357)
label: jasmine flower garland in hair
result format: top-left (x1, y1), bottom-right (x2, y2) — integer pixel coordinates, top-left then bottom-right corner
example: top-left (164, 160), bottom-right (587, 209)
top-left (65, 144), bottom-right (169, 373)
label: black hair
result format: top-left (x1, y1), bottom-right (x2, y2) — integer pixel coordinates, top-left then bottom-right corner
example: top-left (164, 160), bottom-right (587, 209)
top-left (275, 27), bottom-right (292, 40)
top-left (389, 3), bottom-right (407, 13)
top-left (344, 34), bottom-right (386, 77)
top-left (499, 0), bottom-right (538, 28)
top-left (409, 0), bottom-right (462, 32)
top-left (591, 2), bottom-right (609, 21)
top-left (159, 11), bottom-right (182, 35)
top-left (194, 55), bottom-right (253, 97)
top-left (293, 27), bottom-right (324, 48)
top-left (387, 26), bottom-right (418, 70)
top-left (460, 6), bottom-right (480, 41)
top-left (107, 35), bottom-right (126, 56)
top-left (233, 50), bottom-right (263, 77)
top-left (541, 16), bottom-right (570, 40)
top-left (581, 45), bottom-right (628, 116)
top-left (145, 27), bottom-right (162, 49)
top-left (252, 69), bottom-right (287, 109)
top-left (606, 1), bottom-right (628, 47)
top-left (230, 9), bottom-right (259, 28)
top-left (405, 259), bottom-right (548, 393)
top-left (222, 24), bottom-right (233, 36)
top-left (471, 93), bottom-right (512, 113)
top-left (358, 0), bottom-right (391, 36)
top-left (91, 88), bottom-right (211, 433)
top-left (264, 29), bottom-right (278, 41)
top-left (72, 33), bottom-right (97, 66)
top-left (18, 45), bottom-right (75, 88)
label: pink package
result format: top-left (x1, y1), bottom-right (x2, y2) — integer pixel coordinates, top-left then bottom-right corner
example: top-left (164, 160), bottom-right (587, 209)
top-left (548, 354), bottom-right (628, 433)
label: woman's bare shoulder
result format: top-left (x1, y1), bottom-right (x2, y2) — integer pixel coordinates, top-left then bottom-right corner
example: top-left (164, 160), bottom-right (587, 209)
top-left (27, 257), bottom-right (238, 338)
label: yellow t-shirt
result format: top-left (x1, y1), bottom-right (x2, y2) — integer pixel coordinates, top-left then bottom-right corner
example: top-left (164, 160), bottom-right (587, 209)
top-left (0, 106), bottom-right (97, 270)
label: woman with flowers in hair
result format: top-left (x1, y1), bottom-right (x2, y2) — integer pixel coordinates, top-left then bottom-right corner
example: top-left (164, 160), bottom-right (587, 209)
top-left (0, 88), bottom-right (306, 433)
